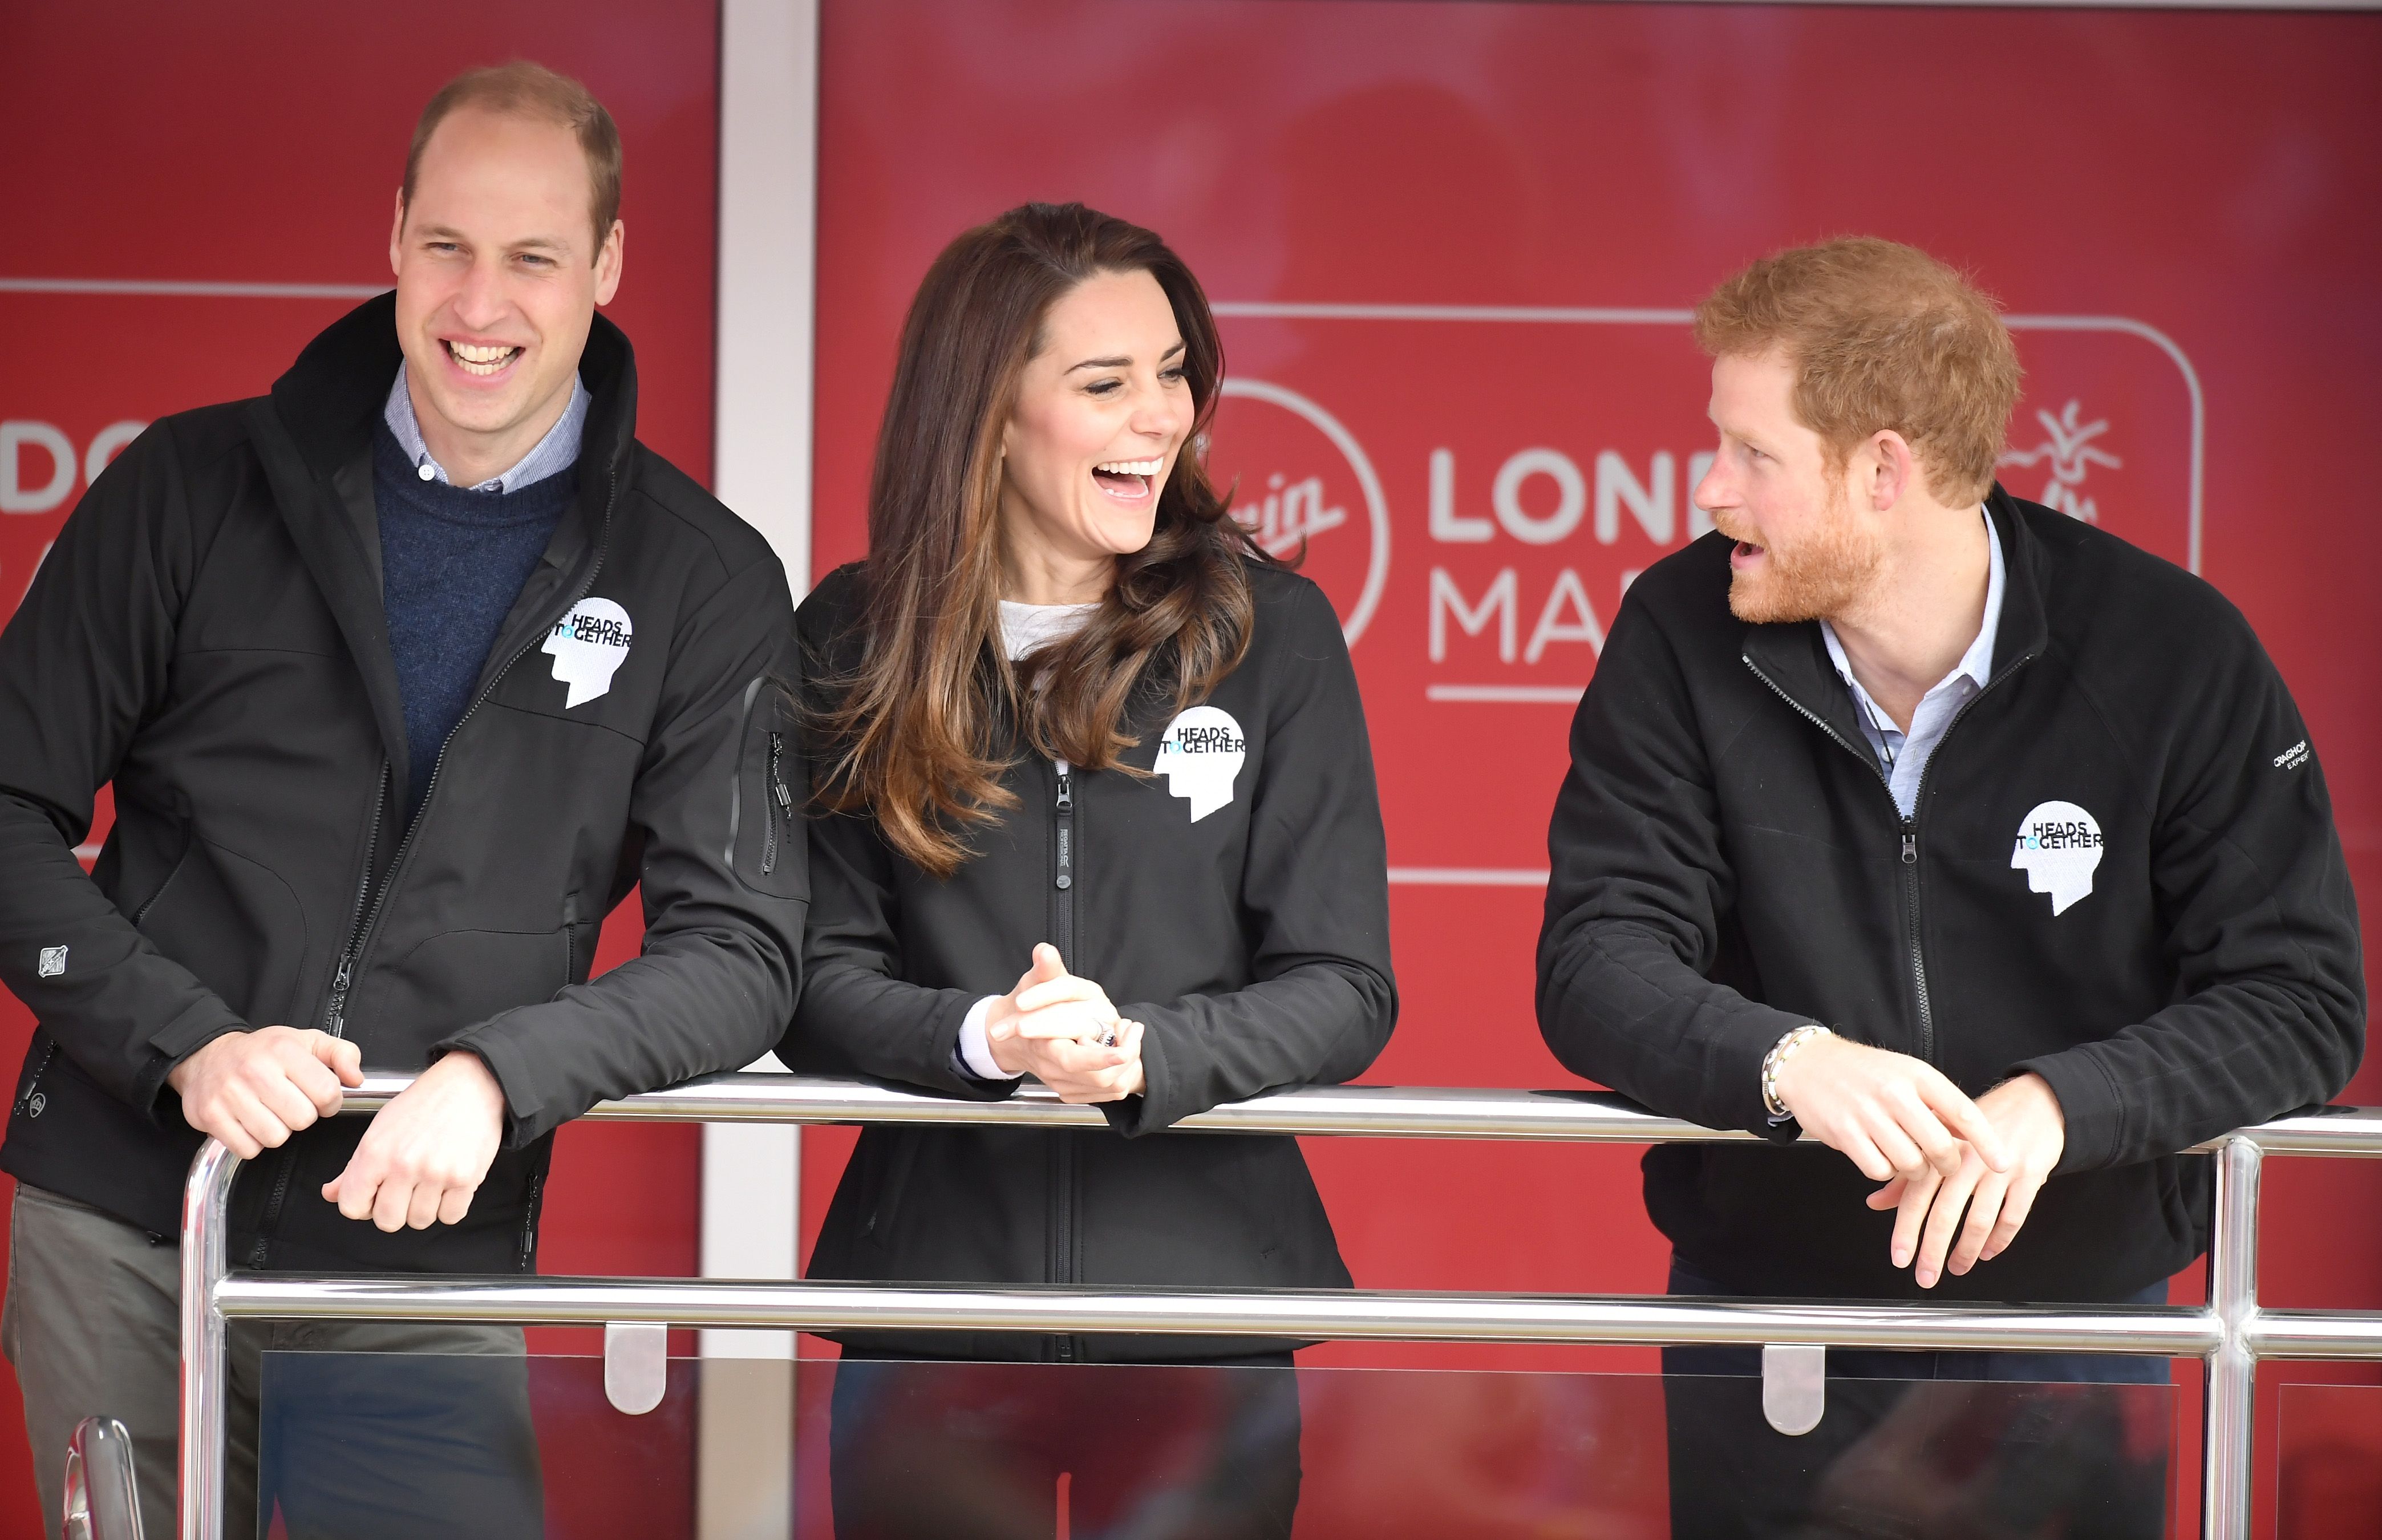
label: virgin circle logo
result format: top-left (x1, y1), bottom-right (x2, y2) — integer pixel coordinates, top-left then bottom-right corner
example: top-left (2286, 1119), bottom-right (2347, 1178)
top-left (1210, 379), bottom-right (1390, 647)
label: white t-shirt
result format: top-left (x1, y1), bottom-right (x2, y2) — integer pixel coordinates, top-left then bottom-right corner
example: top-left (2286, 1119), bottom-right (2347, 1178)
top-left (961, 600), bottom-right (1101, 1079)
top-left (998, 598), bottom-right (1098, 662)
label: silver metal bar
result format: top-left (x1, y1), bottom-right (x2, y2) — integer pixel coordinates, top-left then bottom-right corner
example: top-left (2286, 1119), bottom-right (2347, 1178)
top-left (178, 1140), bottom-right (238, 1540)
top-left (334, 1073), bottom-right (1762, 1142)
top-left (2229, 1105), bottom-right (2382, 1156)
top-left (209, 1273), bottom-right (2221, 1355)
top-left (2245, 1309), bottom-right (2382, 1359)
top-left (2203, 1136), bottom-right (2261, 1540)
top-left (334, 1073), bottom-right (2382, 1154)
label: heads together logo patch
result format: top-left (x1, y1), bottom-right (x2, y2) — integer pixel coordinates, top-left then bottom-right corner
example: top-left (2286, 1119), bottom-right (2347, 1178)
top-left (544, 597), bottom-right (632, 707)
top-left (1157, 706), bottom-right (1246, 821)
top-left (2012, 800), bottom-right (2103, 915)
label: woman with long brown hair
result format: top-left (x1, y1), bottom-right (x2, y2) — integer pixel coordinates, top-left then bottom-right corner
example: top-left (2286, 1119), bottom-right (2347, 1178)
top-left (783, 202), bottom-right (1395, 1535)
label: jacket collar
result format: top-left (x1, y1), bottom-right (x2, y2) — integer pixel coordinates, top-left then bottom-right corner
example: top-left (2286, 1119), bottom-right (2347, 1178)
top-left (243, 292), bottom-right (639, 808)
top-left (1739, 483), bottom-right (2051, 735)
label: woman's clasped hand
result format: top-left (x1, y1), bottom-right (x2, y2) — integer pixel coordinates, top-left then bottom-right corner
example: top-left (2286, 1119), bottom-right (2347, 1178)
top-left (982, 942), bottom-right (1147, 1101)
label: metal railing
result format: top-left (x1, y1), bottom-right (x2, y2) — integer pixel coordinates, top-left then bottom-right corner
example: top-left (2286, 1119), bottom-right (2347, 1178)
top-left (177, 1073), bottom-right (2382, 1539)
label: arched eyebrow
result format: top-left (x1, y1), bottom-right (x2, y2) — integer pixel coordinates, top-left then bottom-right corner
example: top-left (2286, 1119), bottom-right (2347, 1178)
top-left (1066, 339), bottom-right (1187, 374)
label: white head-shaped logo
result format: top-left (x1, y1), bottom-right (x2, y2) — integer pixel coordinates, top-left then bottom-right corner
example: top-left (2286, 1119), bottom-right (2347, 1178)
top-left (543, 597), bottom-right (634, 708)
top-left (2011, 800), bottom-right (2103, 916)
top-left (1156, 706), bottom-right (1246, 822)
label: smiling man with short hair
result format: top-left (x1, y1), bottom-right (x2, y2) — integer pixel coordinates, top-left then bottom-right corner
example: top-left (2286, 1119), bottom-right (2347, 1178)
top-left (0, 62), bottom-right (804, 1538)
top-left (1537, 236), bottom-right (2363, 1536)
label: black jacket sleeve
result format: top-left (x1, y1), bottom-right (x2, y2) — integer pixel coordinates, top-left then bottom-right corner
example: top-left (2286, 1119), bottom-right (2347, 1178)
top-left (1109, 581), bottom-right (1398, 1135)
top-left (1535, 591), bottom-right (1810, 1138)
top-left (434, 556), bottom-right (809, 1145)
top-left (0, 423), bottom-right (252, 1118)
top-left (2010, 621), bottom-right (2364, 1173)
top-left (789, 803), bottom-right (1015, 1102)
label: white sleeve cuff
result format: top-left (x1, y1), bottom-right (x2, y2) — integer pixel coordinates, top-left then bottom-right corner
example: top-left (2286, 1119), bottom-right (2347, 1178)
top-left (957, 995), bottom-right (1018, 1082)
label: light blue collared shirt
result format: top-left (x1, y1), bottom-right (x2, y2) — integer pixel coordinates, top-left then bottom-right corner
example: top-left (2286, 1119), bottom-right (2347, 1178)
top-left (383, 366), bottom-right (589, 494)
top-left (1818, 509), bottom-right (2005, 819)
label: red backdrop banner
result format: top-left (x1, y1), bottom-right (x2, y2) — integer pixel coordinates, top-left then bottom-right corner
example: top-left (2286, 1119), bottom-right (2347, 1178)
top-left (805, 3), bottom-right (2382, 1533)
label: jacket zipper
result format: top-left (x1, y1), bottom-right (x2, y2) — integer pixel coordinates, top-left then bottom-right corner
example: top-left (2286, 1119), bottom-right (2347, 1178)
top-left (253, 458), bottom-right (621, 1267)
top-left (1049, 759), bottom-right (1078, 1361)
top-left (253, 759), bottom-right (388, 1262)
top-left (1743, 650), bottom-right (2035, 1067)
top-left (761, 731), bottom-right (790, 876)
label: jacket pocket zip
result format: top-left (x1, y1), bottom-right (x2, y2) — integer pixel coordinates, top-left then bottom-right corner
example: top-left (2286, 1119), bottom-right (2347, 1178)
top-left (761, 731), bottom-right (790, 876)
top-left (1049, 759), bottom-right (1079, 1360)
top-left (860, 1132), bottom-right (921, 1242)
top-left (518, 1169), bottom-right (546, 1272)
top-left (13, 1043), bottom-right (58, 1119)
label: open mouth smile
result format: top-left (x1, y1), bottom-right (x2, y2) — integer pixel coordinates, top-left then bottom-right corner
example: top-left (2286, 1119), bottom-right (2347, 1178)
top-left (444, 339), bottom-right (524, 379)
top-left (1091, 457), bottom-right (1165, 503)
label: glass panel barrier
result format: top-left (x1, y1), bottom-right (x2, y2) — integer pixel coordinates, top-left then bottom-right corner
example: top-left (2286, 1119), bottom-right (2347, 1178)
top-left (249, 1349), bottom-right (2176, 1538)
top-left (2276, 1381), bottom-right (2382, 1539)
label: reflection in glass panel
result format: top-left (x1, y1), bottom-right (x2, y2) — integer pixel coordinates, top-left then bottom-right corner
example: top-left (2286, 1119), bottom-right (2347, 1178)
top-left (250, 1351), bottom-right (2174, 1538)
top-left (2278, 1382), bottom-right (2382, 1539)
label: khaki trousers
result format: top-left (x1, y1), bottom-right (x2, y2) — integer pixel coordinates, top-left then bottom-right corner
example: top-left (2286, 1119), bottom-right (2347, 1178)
top-left (3, 1181), bottom-right (541, 1540)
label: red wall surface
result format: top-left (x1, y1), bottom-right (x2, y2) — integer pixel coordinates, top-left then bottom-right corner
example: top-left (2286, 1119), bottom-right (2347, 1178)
top-left (0, 5), bottom-right (719, 1531)
top-left (801, 3), bottom-right (2382, 1534)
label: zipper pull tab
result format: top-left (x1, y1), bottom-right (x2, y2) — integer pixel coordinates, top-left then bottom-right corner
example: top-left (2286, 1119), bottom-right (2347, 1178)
top-left (326, 954), bottom-right (355, 1035)
top-left (769, 732), bottom-right (793, 811)
top-left (1901, 831), bottom-right (1918, 866)
top-left (1053, 761), bottom-right (1074, 890)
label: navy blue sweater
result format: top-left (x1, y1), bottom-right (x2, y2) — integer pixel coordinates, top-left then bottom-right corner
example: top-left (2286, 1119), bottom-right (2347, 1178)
top-left (372, 425), bottom-right (573, 819)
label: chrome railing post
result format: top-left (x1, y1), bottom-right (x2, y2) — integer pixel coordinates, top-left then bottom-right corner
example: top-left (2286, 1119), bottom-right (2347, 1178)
top-left (2203, 1134), bottom-right (2261, 1540)
top-left (179, 1139), bottom-right (239, 1540)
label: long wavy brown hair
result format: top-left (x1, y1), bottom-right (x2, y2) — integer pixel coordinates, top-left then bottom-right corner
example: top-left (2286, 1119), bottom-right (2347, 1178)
top-left (817, 202), bottom-right (1266, 877)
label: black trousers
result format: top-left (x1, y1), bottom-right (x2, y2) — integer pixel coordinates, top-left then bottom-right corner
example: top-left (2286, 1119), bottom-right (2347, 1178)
top-left (1661, 1259), bottom-right (2171, 1540)
top-left (255, 1346), bottom-right (544, 1540)
top-left (827, 1352), bottom-right (1302, 1539)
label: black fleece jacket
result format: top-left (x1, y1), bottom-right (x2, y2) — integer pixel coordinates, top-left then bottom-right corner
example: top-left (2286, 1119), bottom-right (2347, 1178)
top-left (784, 560), bottom-right (1397, 1360)
top-left (0, 295), bottom-right (807, 1272)
top-left (1538, 491), bottom-right (2363, 1303)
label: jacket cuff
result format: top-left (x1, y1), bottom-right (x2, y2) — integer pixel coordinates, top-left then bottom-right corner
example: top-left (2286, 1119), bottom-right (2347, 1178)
top-left (1733, 1011), bottom-right (1818, 1141)
top-left (2010, 1048), bottom-right (2121, 1174)
top-left (433, 1025), bottom-right (550, 1147)
top-left (140, 1001), bottom-right (253, 1125)
top-left (1097, 1007), bottom-right (1172, 1138)
top-left (954, 995), bottom-right (1021, 1085)
top-left (923, 991), bottom-right (1024, 1102)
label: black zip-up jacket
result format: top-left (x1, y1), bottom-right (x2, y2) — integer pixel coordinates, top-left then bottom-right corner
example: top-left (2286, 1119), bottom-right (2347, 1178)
top-left (0, 295), bottom-right (807, 1273)
top-left (784, 561), bottom-right (1397, 1360)
top-left (1537, 491), bottom-right (2363, 1303)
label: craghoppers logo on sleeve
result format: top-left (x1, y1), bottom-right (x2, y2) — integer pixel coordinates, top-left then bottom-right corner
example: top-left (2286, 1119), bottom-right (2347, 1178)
top-left (2012, 801), bottom-right (2104, 916)
top-left (542, 598), bottom-right (633, 708)
top-left (1156, 706), bottom-right (1246, 822)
